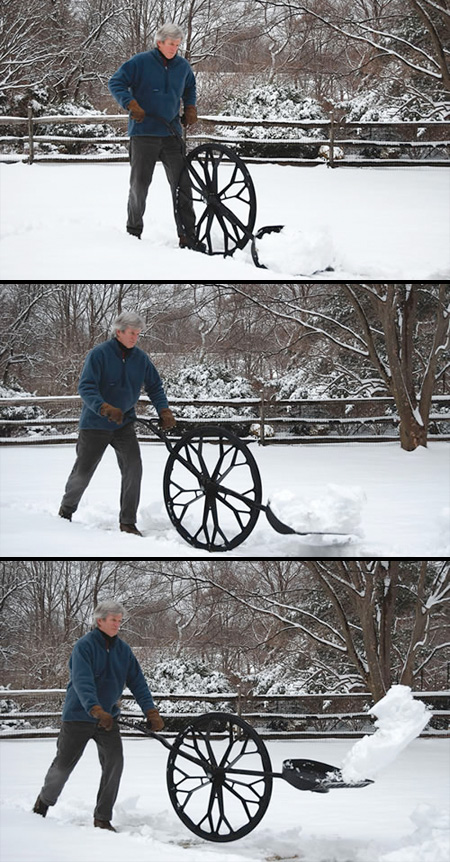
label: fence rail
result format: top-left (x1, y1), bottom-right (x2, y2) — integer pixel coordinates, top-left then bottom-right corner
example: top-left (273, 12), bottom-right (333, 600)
top-left (1, 393), bottom-right (449, 445)
top-left (0, 109), bottom-right (448, 166)
top-left (1, 689), bottom-right (448, 739)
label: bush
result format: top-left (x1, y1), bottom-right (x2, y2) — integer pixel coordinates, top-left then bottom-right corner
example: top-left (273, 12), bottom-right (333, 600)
top-left (217, 84), bottom-right (327, 159)
top-left (0, 384), bottom-right (48, 438)
top-left (0, 86), bottom-right (125, 156)
top-left (162, 361), bottom-right (258, 430)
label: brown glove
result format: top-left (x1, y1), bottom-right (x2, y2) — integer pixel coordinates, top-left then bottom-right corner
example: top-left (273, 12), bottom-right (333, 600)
top-left (128, 99), bottom-right (145, 122)
top-left (91, 705), bottom-right (114, 731)
top-left (159, 407), bottom-right (176, 430)
top-left (100, 403), bottom-right (124, 424)
top-left (182, 105), bottom-right (197, 127)
top-left (146, 708), bottom-right (164, 731)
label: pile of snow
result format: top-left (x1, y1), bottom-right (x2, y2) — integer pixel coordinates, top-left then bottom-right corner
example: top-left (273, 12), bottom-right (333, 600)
top-left (341, 686), bottom-right (431, 783)
top-left (254, 225), bottom-right (336, 275)
top-left (269, 483), bottom-right (366, 537)
top-left (380, 804), bottom-right (450, 862)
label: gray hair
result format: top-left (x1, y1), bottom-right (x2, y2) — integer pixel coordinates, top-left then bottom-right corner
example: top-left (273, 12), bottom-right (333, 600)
top-left (111, 310), bottom-right (144, 336)
top-left (93, 599), bottom-right (125, 625)
top-left (155, 22), bottom-right (184, 44)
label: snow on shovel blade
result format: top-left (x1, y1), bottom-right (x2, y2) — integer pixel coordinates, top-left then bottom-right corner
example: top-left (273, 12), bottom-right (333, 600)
top-left (265, 503), bottom-right (351, 537)
top-left (282, 759), bottom-right (374, 793)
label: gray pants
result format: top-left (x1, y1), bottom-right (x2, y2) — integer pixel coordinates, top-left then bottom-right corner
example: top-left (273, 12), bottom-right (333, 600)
top-left (60, 423), bottom-right (142, 524)
top-left (127, 134), bottom-right (196, 238)
top-left (39, 720), bottom-right (123, 821)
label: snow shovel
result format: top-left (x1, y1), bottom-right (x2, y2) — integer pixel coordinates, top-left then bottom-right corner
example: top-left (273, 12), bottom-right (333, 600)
top-left (118, 711), bottom-right (373, 843)
top-left (135, 417), bottom-right (354, 551)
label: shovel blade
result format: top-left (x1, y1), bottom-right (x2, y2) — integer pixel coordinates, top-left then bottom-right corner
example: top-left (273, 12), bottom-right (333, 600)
top-left (282, 759), bottom-right (373, 793)
top-left (265, 503), bottom-right (297, 535)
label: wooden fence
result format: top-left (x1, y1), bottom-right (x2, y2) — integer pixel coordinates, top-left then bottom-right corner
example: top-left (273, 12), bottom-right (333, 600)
top-left (1, 109), bottom-right (449, 166)
top-left (1, 393), bottom-right (449, 445)
top-left (1, 689), bottom-right (448, 739)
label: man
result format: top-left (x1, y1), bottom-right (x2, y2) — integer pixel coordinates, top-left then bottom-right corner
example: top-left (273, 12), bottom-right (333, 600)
top-left (58, 310), bottom-right (176, 536)
top-left (33, 599), bottom-right (164, 832)
top-left (108, 22), bottom-right (201, 248)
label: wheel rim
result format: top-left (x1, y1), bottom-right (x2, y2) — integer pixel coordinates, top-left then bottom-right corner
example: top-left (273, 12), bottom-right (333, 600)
top-left (163, 426), bottom-right (262, 552)
top-left (176, 144), bottom-right (257, 256)
top-left (166, 712), bottom-right (273, 842)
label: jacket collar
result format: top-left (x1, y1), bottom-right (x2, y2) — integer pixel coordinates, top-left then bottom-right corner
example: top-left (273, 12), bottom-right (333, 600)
top-left (152, 47), bottom-right (179, 66)
top-left (92, 626), bottom-right (118, 649)
top-left (109, 337), bottom-right (135, 358)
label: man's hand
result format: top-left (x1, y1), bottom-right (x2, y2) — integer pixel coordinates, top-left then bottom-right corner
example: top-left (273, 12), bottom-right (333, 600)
top-left (146, 708), bottom-right (164, 732)
top-left (181, 105), bottom-right (197, 127)
top-left (100, 403), bottom-right (124, 424)
top-left (128, 99), bottom-right (145, 122)
top-left (91, 705), bottom-right (114, 731)
top-left (159, 408), bottom-right (176, 430)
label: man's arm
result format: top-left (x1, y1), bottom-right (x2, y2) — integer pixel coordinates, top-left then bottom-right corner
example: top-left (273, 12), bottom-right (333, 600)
top-left (78, 350), bottom-right (105, 416)
top-left (143, 359), bottom-right (176, 429)
top-left (78, 351), bottom-right (123, 423)
top-left (70, 642), bottom-right (102, 716)
top-left (125, 652), bottom-right (156, 713)
top-left (182, 67), bottom-right (197, 109)
top-left (143, 358), bottom-right (169, 414)
top-left (108, 58), bottom-right (137, 110)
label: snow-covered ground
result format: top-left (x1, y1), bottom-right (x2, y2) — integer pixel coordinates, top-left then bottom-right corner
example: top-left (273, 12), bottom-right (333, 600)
top-left (1, 735), bottom-right (448, 862)
top-left (0, 440), bottom-right (448, 557)
top-left (1, 161), bottom-right (448, 279)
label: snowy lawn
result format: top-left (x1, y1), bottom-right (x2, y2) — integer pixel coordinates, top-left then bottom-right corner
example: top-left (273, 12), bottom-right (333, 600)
top-left (1, 736), bottom-right (448, 862)
top-left (0, 440), bottom-right (448, 557)
top-left (0, 161), bottom-right (448, 279)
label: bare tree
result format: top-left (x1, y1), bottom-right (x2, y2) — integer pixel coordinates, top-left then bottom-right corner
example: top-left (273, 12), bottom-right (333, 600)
top-left (168, 559), bottom-right (450, 700)
top-left (259, 0), bottom-right (450, 95)
top-left (207, 283), bottom-right (449, 450)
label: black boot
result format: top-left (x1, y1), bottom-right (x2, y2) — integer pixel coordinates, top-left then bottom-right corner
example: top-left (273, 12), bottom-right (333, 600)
top-left (33, 795), bottom-right (48, 817)
top-left (94, 818), bottom-right (117, 832)
top-left (58, 507), bottom-right (72, 521)
top-left (120, 523), bottom-right (143, 536)
top-left (179, 234), bottom-right (206, 253)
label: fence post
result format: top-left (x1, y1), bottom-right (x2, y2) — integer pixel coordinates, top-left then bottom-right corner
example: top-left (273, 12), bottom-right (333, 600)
top-left (329, 110), bottom-right (335, 168)
top-left (27, 104), bottom-right (34, 164)
top-left (259, 388), bottom-right (266, 446)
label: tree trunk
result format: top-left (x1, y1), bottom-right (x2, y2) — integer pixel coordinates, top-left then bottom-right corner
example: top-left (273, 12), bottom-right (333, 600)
top-left (399, 410), bottom-right (428, 450)
top-left (382, 287), bottom-right (428, 450)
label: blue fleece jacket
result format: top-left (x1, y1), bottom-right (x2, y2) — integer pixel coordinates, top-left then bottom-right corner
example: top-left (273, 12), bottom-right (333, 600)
top-left (108, 47), bottom-right (196, 137)
top-left (61, 628), bottom-right (155, 722)
top-left (78, 338), bottom-right (169, 430)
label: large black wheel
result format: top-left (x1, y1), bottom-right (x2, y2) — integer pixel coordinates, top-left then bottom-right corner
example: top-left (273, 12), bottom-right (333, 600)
top-left (175, 143), bottom-right (257, 256)
top-left (166, 712), bottom-right (273, 842)
top-left (163, 426), bottom-right (262, 552)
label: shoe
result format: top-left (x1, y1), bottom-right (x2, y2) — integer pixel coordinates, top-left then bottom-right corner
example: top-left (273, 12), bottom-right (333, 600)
top-left (94, 818), bottom-right (116, 832)
top-left (178, 235), bottom-right (206, 253)
top-left (120, 523), bottom-right (143, 536)
top-left (33, 795), bottom-right (48, 817)
top-left (127, 229), bottom-right (141, 239)
top-left (58, 507), bottom-right (72, 522)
